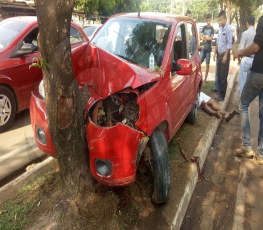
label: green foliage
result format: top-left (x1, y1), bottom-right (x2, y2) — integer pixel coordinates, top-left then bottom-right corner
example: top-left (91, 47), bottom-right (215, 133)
top-left (154, 65), bottom-right (164, 77)
top-left (29, 57), bottom-right (49, 70)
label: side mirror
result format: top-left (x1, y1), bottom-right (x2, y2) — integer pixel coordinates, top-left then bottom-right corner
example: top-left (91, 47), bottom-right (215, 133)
top-left (172, 61), bottom-right (182, 72)
top-left (176, 59), bottom-right (192, 75)
top-left (10, 43), bottom-right (34, 58)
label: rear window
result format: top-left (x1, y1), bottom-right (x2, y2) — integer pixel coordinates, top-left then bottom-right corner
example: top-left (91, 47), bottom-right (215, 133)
top-left (0, 20), bottom-right (29, 51)
top-left (83, 26), bottom-right (97, 37)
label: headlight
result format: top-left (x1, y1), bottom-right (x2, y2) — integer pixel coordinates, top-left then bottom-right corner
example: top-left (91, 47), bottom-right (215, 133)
top-left (39, 80), bottom-right (45, 98)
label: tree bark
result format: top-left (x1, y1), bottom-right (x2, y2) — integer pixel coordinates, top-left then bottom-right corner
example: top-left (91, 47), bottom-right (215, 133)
top-left (35, 0), bottom-right (92, 198)
top-left (226, 0), bottom-right (231, 22)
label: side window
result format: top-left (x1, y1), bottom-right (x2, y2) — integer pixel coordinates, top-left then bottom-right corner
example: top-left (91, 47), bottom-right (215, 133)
top-left (187, 23), bottom-right (197, 59)
top-left (171, 24), bottom-right (187, 74)
top-left (23, 27), bottom-right (39, 52)
top-left (70, 26), bottom-right (84, 45)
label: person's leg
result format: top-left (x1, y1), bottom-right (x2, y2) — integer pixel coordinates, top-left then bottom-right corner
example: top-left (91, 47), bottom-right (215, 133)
top-left (216, 55), bottom-right (223, 98)
top-left (204, 51), bottom-right (210, 85)
top-left (257, 90), bottom-right (263, 164)
top-left (238, 57), bottom-right (254, 99)
top-left (200, 100), bottom-right (220, 118)
top-left (215, 61), bottom-right (220, 92)
top-left (200, 50), bottom-right (205, 64)
top-left (238, 71), bottom-right (263, 156)
top-left (218, 52), bottom-right (230, 99)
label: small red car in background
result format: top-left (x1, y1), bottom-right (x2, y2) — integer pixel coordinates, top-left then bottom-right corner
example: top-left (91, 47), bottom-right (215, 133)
top-left (30, 13), bottom-right (202, 203)
top-left (0, 17), bottom-right (88, 132)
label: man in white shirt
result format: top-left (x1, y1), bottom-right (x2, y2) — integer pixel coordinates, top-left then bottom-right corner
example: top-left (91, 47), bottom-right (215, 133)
top-left (237, 16), bottom-right (256, 99)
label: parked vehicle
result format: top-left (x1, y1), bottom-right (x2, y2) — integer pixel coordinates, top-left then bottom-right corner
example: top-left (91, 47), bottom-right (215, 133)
top-left (0, 16), bottom-right (88, 132)
top-left (212, 23), bottom-right (219, 46)
top-left (82, 24), bottom-right (102, 40)
top-left (30, 13), bottom-right (202, 203)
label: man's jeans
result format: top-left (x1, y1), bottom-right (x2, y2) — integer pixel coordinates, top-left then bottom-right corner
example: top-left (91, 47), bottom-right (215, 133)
top-left (238, 57), bottom-right (254, 99)
top-left (240, 71), bottom-right (263, 156)
top-left (217, 52), bottom-right (230, 98)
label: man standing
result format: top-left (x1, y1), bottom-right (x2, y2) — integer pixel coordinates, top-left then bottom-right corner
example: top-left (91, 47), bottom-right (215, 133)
top-left (200, 14), bottom-right (214, 85)
top-left (186, 10), bottom-right (192, 18)
top-left (237, 16), bottom-right (256, 99)
top-left (234, 16), bottom-right (263, 165)
top-left (213, 10), bottom-right (232, 101)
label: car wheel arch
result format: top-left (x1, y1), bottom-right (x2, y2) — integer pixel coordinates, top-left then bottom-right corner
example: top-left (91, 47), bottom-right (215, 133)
top-left (0, 83), bottom-right (19, 113)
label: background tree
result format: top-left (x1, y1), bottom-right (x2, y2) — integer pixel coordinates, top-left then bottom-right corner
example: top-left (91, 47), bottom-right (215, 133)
top-left (35, 0), bottom-right (92, 201)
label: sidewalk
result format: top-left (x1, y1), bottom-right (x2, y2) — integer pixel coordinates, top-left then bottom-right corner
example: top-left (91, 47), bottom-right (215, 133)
top-left (181, 78), bottom-right (263, 230)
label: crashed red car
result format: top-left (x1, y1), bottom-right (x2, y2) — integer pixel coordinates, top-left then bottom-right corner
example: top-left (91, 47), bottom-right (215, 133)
top-left (30, 13), bottom-right (202, 203)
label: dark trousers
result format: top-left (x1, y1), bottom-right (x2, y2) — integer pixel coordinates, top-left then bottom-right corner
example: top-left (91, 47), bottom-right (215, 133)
top-left (216, 52), bottom-right (230, 98)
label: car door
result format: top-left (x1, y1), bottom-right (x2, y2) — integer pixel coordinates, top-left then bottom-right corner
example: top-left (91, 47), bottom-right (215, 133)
top-left (169, 22), bottom-right (191, 134)
top-left (186, 22), bottom-right (198, 104)
top-left (16, 25), bottom-right (42, 110)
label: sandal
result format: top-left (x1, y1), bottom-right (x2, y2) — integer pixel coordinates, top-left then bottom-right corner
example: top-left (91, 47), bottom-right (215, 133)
top-left (225, 110), bottom-right (236, 122)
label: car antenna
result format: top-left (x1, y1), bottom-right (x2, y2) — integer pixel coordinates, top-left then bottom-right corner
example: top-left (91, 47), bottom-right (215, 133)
top-left (138, 10), bottom-right (140, 17)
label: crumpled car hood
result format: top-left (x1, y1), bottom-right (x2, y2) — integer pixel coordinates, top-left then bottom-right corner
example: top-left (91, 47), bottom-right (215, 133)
top-left (76, 44), bottom-right (161, 99)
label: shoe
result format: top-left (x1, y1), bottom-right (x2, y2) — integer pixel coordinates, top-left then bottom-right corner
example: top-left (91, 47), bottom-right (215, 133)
top-left (235, 110), bottom-right (240, 115)
top-left (211, 88), bottom-right (219, 93)
top-left (236, 146), bottom-right (254, 157)
top-left (256, 154), bottom-right (263, 165)
top-left (214, 96), bottom-right (220, 100)
top-left (225, 110), bottom-right (236, 122)
top-left (216, 97), bottom-right (224, 102)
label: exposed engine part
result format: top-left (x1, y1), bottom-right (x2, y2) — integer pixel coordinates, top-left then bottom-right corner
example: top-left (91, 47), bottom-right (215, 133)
top-left (90, 91), bottom-right (140, 128)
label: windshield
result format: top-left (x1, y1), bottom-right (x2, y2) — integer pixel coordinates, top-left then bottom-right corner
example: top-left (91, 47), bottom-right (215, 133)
top-left (0, 20), bottom-right (29, 51)
top-left (92, 17), bottom-right (171, 68)
top-left (83, 26), bottom-right (97, 37)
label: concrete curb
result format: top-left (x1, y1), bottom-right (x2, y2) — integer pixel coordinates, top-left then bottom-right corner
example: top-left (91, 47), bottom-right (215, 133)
top-left (0, 157), bottom-right (58, 205)
top-left (171, 67), bottom-right (240, 230)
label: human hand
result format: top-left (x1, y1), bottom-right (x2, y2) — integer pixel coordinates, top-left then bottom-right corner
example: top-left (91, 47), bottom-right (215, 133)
top-left (213, 53), bottom-right (216, 62)
top-left (233, 51), bottom-right (240, 61)
top-left (222, 55), bottom-right (227, 64)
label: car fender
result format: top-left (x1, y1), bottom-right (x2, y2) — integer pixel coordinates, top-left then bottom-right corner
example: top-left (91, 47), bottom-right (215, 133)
top-left (136, 101), bottom-right (171, 137)
top-left (0, 75), bottom-right (21, 111)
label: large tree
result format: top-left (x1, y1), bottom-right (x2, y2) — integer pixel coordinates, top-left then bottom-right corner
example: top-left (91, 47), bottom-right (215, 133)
top-left (35, 0), bottom-right (92, 200)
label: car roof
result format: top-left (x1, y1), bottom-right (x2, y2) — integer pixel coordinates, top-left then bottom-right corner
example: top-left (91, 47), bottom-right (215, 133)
top-left (111, 12), bottom-right (194, 23)
top-left (4, 16), bottom-right (37, 24)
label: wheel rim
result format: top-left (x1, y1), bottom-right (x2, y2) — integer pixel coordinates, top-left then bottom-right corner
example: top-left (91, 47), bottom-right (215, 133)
top-left (0, 94), bottom-right (11, 126)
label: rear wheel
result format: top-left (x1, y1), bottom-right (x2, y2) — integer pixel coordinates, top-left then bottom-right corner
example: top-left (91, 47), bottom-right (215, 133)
top-left (149, 130), bottom-right (170, 204)
top-left (186, 91), bottom-right (199, 125)
top-left (0, 86), bottom-right (16, 133)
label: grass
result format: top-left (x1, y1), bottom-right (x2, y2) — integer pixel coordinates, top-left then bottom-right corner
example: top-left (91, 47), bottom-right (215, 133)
top-left (0, 170), bottom-right (57, 230)
top-left (168, 138), bottom-right (180, 161)
top-left (201, 80), bottom-right (215, 96)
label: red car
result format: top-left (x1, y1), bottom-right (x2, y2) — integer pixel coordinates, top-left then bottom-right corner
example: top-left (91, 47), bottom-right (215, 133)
top-left (0, 17), bottom-right (88, 132)
top-left (30, 13), bottom-right (202, 203)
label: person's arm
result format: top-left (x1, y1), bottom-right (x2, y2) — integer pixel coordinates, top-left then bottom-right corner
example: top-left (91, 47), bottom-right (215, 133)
top-left (222, 26), bottom-right (233, 64)
top-left (234, 16), bottom-right (263, 60)
top-left (213, 43), bottom-right (218, 62)
top-left (201, 32), bottom-right (206, 41)
top-left (233, 43), bottom-right (260, 60)
top-left (206, 27), bottom-right (214, 41)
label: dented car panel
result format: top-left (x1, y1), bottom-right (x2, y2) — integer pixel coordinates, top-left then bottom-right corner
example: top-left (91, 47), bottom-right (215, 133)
top-left (87, 120), bottom-right (144, 186)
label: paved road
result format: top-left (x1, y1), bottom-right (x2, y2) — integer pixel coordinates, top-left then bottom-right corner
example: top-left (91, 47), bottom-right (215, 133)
top-left (181, 80), bottom-right (263, 230)
top-left (0, 109), bottom-right (44, 185)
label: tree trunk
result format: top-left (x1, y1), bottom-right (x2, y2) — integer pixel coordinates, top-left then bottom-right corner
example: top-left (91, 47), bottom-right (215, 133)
top-left (35, 0), bottom-right (92, 198)
top-left (226, 0), bottom-right (231, 22)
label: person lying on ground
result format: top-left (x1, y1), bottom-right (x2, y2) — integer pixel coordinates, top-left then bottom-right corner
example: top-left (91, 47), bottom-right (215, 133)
top-left (199, 92), bottom-right (236, 122)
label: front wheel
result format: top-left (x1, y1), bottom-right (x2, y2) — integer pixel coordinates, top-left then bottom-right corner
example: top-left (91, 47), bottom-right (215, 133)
top-left (149, 130), bottom-right (170, 204)
top-left (185, 90), bottom-right (199, 125)
top-left (0, 86), bottom-right (16, 133)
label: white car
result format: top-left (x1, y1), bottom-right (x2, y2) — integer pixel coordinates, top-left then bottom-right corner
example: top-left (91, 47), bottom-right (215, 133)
top-left (82, 24), bottom-right (102, 40)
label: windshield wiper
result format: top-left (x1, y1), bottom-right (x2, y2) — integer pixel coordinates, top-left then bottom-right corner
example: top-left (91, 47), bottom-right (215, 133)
top-left (114, 54), bottom-right (137, 64)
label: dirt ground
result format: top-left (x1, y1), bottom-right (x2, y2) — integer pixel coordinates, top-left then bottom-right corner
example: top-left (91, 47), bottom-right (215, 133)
top-left (0, 61), bottom-right (238, 230)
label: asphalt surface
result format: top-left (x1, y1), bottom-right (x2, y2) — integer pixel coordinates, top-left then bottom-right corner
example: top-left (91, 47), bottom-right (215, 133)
top-left (181, 79), bottom-right (263, 230)
top-left (0, 109), bottom-right (44, 186)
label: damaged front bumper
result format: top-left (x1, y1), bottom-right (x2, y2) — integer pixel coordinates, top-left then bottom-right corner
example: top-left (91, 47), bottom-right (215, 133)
top-left (87, 117), bottom-right (147, 186)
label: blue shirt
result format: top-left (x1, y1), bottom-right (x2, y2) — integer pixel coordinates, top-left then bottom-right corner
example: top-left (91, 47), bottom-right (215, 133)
top-left (216, 22), bottom-right (233, 54)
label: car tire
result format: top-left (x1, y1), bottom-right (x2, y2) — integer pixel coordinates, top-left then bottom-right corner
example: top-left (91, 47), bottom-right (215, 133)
top-left (186, 90), bottom-right (199, 125)
top-left (0, 86), bottom-right (16, 133)
top-left (149, 130), bottom-right (170, 204)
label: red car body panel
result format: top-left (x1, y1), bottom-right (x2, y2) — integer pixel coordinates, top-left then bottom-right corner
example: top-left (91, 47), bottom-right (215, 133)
top-left (0, 17), bottom-right (88, 112)
top-left (87, 120), bottom-right (144, 186)
top-left (30, 13), bottom-right (202, 187)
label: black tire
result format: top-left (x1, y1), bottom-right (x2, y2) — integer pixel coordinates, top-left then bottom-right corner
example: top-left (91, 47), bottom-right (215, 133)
top-left (0, 86), bottom-right (16, 133)
top-left (149, 130), bottom-right (170, 204)
top-left (185, 91), bottom-right (199, 125)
